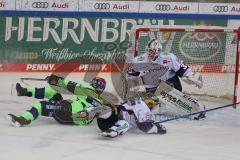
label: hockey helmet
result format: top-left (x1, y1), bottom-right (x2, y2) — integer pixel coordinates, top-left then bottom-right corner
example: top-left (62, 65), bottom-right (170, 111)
top-left (146, 39), bottom-right (162, 52)
top-left (90, 77), bottom-right (106, 93)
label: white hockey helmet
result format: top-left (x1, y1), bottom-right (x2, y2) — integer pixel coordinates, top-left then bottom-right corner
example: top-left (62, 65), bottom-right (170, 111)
top-left (146, 39), bottom-right (162, 52)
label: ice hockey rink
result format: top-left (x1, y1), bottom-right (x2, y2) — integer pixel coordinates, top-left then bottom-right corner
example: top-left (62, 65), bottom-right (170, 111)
top-left (0, 73), bottom-right (240, 160)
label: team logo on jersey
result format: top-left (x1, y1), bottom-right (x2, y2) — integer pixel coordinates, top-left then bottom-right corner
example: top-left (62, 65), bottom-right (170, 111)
top-left (179, 32), bottom-right (222, 61)
top-left (163, 59), bottom-right (168, 64)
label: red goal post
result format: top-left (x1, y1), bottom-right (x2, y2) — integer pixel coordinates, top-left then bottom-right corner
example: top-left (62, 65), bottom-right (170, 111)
top-left (132, 27), bottom-right (240, 105)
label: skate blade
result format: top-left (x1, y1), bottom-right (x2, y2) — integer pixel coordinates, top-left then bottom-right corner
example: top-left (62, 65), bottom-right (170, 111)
top-left (101, 131), bottom-right (118, 138)
top-left (10, 84), bottom-right (17, 96)
top-left (6, 115), bottom-right (21, 127)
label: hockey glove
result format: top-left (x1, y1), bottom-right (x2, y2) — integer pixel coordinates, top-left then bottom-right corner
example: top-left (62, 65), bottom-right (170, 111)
top-left (156, 123), bottom-right (167, 134)
top-left (46, 74), bottom-right (63, 86)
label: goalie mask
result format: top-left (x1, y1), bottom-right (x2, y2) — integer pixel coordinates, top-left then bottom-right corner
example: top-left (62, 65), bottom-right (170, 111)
top-left (90, 77), bottom-right (106, 94)
top-left (146, 39), bottom-right (162, 61)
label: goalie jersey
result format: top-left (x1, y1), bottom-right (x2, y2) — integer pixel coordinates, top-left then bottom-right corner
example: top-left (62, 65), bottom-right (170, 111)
top-left (129, 52), bottom-right (192, 88)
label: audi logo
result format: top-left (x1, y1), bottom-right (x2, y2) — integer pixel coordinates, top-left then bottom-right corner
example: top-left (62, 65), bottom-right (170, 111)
top-left (213, 6), bottom-right (228, 12)
top-left (32, 2), bottom-right (49, 8)
top-left (155, 4), bottom-right (171, 11)
top-left (94, 3), bottom-right (110, 10)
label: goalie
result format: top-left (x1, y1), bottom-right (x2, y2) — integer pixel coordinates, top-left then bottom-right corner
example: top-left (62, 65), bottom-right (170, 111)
top-left (128, 39), bottom-right (203, 93)
top-left (127, 39), bottom-right (205, 119)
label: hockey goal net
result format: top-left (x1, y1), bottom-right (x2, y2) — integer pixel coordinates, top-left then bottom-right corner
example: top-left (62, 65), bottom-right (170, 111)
top-left (129, 27), bottom-right (240, 104)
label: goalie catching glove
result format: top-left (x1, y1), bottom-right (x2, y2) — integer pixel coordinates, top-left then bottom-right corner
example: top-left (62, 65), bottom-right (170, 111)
top-left (183, 71), bottom-right (203, 89)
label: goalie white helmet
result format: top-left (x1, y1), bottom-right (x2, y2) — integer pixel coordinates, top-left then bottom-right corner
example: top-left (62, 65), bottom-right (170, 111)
top-left (146, 39), bottom-right (162, 60)
top-left (147, 39), bottom-right (162, 52)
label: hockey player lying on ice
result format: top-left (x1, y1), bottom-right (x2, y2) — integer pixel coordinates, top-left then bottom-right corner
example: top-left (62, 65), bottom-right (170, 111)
top-left (7, 75), bottom-right (108, 127)
top-left (7, 75), bottom-right (166, 138)
top-left (72, 95), bottom-right (166, 138)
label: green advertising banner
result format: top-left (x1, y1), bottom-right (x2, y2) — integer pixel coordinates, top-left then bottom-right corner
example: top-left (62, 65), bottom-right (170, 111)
top-left (136, 31), bottom-right (227, 65)
top-left (0, 16), bottom-right (228, 64)
top-left (172, 32), bottom-right (226, 64)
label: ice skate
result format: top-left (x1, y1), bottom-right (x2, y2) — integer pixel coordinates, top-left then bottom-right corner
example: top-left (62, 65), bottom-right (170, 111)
top-left (101, 128), bottom-right (119, 138)
top-left (16, 83), bottom-right (32, 97)
top-left (7, 114), bottom-right (31, 127)
top-left (101, 120), bottom-right (129, 138)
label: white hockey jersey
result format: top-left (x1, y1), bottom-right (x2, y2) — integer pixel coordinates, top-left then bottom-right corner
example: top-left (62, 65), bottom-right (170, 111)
top-left (119, 98), bottom-right (164, 134)
top-left (130, 52), bottom-right (192, 88)
top-left (120, 98), bottom-right (152, 129)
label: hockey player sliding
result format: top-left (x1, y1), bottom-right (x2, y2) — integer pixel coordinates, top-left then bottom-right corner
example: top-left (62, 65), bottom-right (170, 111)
top-left (7, 75), bottom-right (108, 127)
top-left (127, 39), bottom-right (205, 119)
top-left (74, 96), bottom-right (166, 138)
top-left (8, 74), bottom-right (166, 138)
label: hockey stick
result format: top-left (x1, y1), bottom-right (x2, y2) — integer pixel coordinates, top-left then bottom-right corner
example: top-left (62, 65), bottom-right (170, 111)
top-left (112, 57), bottom-right (129, 101)
top-left (20, 77), bottom-right (48, 86)
top-left (11, 77), bottom-right (48, 96)
top-left (20, 77), bottom-right (48, 81)
top-left (154, 102), bottom-right (240, 124)
top-left (72, 97), bottom-right (112, 121)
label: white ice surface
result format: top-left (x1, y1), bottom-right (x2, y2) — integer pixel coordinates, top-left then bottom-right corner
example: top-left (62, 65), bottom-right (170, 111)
top-left (0, 73), bottom-right (240, 160)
